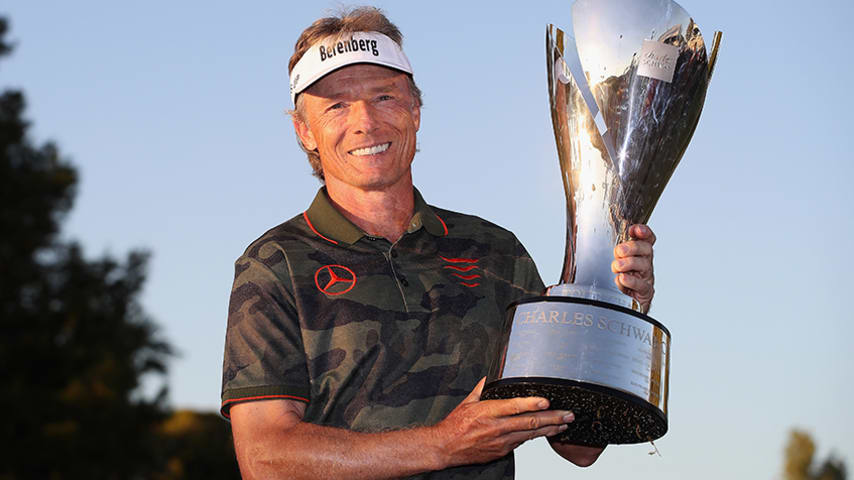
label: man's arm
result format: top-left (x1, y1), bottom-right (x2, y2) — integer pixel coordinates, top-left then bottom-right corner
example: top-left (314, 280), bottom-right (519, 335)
top-left (231, 378), bottom-right (575, 480)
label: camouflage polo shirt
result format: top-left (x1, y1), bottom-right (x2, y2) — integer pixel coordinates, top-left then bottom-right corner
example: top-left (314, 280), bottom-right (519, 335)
top-left (221, 187), bottom-right (544, 479)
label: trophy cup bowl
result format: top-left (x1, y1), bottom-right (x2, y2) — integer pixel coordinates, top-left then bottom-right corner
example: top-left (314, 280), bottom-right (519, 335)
top-left (482, 0), bottom-right (720, 447)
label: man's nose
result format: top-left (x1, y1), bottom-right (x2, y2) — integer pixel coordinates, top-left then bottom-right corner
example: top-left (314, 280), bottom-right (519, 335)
top-left (349, 100), bottom-right (379, 134)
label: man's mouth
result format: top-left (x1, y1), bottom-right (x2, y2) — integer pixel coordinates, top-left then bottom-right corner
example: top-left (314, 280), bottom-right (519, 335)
top-left (349, 142), bottom-right (391, 156)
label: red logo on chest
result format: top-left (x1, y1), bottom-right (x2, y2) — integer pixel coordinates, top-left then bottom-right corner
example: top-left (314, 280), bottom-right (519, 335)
top-left (440, 256), bottom-right (481, 288)
top-left (315, 265), bottom-right (357, 296)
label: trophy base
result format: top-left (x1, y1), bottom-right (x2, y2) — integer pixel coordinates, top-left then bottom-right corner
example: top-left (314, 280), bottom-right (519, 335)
top-left (482, 377), bottom-right (667, 447)
top-left (483, 295), bottom-right (670, 446)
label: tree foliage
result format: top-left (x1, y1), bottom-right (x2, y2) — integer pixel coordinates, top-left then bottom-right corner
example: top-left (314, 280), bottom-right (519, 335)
top-left (0, 17), bottom-right (239, 478)
top-left (784, 429), bottom-right (846, 480)
top-left (156, 410), bottom-right (242, 479)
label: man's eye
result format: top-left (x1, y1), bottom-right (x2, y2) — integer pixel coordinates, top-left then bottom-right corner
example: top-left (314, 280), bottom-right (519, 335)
top-left (327, 102), bottom-right (345, 111)
top-left (377, 95), bottom-right (393, 101)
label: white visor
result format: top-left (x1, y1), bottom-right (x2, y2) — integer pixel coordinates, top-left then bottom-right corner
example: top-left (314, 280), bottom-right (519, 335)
top-left (289, 31), bottom-right (413, 104)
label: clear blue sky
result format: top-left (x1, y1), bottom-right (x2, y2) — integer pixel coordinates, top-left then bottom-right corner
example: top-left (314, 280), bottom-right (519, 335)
top-left (3, 1), bottom-right (852, 478)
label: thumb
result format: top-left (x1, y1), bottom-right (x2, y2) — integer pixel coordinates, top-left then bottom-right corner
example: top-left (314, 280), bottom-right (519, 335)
top-left (463, 377), bottom-right (487, 404)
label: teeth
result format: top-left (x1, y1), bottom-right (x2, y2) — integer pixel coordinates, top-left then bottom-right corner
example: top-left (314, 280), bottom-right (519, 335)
top-left (350, 143), bottom-right (390, 156)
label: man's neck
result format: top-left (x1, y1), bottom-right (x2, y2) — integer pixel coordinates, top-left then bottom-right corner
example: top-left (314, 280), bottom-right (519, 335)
top-left (325, 176), bottom-right (415, 242)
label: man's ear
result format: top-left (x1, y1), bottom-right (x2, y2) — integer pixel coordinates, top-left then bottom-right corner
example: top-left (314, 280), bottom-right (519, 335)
top-left (293, 116), bottom-right (317, 151)
top-left (411, 103), bottom-right (421, 132)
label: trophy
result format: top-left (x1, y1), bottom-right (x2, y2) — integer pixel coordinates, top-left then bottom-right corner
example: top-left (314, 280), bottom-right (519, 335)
top-left (482, 0), bottom-right (720, 447)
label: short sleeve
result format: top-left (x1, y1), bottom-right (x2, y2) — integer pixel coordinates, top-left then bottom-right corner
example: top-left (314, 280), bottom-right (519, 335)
top-left (220, 245), bottom-right (310, 418)
top-left (512, 238), bottom-right (546, 301)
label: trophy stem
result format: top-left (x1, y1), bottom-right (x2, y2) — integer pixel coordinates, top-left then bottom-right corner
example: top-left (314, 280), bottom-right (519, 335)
top-left (553, 129), bottom-right (634, 308)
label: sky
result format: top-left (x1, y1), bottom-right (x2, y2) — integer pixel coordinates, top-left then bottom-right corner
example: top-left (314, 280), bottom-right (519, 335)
top-left (2, 1), bottom-right (852, 478)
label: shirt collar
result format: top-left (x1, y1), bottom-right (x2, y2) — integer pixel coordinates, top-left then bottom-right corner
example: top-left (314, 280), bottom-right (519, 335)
top-left (304, 187), bottom-right (447, 245)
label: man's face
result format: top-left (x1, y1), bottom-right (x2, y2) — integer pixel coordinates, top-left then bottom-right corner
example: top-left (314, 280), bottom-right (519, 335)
top-left (294, 64), bottom-right (421, 191)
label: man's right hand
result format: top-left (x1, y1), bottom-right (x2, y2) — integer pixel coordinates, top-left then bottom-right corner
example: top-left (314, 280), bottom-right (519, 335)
top-left (230, 378), bottom-right (577, 479)
top-left (430, 377), bottom-right (573, 468)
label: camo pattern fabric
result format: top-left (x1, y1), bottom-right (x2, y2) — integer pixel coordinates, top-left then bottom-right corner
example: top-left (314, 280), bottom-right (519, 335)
top-left (222, 188), bottom-right (544, 479)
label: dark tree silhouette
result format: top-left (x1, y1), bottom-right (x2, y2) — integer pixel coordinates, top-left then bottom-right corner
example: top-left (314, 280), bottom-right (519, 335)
top-left (0, 20), bottom-right (169, 479)
top-left (0, 16), bottom-right (181, 478)
top-left (0, 16), bottom-right (243, 478)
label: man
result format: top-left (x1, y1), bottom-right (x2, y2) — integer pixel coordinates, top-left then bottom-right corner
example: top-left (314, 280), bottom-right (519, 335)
top-left (221, 7), bottom-right (656, 479)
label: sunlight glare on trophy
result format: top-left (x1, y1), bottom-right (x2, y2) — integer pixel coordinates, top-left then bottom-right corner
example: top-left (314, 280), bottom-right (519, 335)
top-left (546, 0), bottom-right (720, 311)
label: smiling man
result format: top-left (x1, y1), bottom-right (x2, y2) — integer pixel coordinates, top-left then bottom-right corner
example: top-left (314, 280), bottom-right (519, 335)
top-left (221, 7), bottom-right (656, 480)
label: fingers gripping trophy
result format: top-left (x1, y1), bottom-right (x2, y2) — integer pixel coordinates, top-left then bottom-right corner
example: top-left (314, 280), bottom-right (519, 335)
top-left (483, 0), bottom-right (721, 447)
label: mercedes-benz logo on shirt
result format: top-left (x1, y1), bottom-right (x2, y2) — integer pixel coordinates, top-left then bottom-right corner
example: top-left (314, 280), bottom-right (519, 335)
top-left (314, 265), bottom-right (357, 296)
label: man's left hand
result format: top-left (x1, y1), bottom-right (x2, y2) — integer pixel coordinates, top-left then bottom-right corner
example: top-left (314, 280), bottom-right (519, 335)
top-left (612, 224), bottom-right (656, 313)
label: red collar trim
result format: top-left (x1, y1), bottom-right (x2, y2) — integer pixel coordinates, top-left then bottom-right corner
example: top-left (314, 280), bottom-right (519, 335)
top-left (303, 211), bottom-right (339, 245)
top-left (435, 213), bottom-right (448, 236)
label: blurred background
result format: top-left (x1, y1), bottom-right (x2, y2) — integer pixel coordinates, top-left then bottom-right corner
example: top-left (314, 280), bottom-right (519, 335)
top-left (1, 1), bottom-right (850, 478)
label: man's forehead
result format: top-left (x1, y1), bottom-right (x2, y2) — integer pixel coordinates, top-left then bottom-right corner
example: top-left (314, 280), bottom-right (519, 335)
top-left (306, 64), bottom-right (409, 98)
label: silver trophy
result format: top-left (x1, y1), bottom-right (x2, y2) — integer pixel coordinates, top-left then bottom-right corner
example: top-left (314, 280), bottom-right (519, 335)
top-left (483, 0), bottom-right (720, 446)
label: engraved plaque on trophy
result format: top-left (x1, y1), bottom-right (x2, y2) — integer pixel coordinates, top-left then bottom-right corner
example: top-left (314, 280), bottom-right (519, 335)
top-left (482, 0), bottom-right (721, 447)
